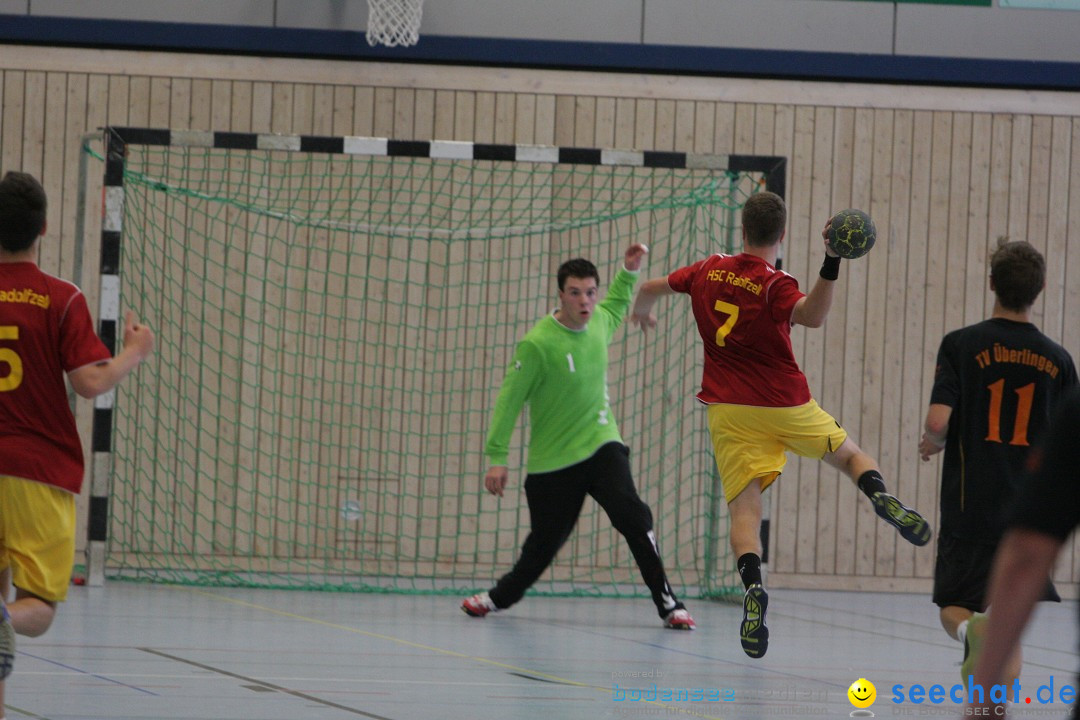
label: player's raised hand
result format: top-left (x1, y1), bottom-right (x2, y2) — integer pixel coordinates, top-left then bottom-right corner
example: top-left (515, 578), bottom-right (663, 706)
top-left (123, 310), bottom-right (155, 360)
top-left (624, 243), bottom-right (649, 272)
top-left (821, 220), bottom-right (840, 258)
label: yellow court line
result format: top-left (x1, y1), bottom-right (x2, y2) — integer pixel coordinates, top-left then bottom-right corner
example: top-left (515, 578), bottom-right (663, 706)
top-left (185, 587), bottom-right (726, 720)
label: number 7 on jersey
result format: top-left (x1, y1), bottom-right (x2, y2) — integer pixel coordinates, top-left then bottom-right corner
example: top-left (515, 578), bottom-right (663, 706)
top-left (714, 300), bottom-right (739, 347)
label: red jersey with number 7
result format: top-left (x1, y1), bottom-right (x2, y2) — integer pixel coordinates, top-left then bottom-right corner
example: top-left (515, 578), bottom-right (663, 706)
top-left (0, 262), bottom-right (111, 494)
top-left (668, 253), bottom-right (810, 407)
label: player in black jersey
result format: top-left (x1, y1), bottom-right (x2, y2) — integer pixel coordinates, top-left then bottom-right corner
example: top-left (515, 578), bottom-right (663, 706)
top-left (919, 241), bottom-right (1078, 682)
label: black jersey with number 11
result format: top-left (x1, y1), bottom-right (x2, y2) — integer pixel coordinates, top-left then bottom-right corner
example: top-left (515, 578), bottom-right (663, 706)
top-left (930, 318), bottom-right (1078, 544)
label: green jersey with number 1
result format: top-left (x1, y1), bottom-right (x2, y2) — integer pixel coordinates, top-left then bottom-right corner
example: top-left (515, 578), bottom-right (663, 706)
top-left (485, 267), bottom-right (638, 474)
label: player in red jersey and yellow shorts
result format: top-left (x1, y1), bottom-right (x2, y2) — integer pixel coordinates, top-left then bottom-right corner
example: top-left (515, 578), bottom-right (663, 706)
top-left (0, 171), bottom-right (154, 712)
top-left (631, 191), bottom-right (932, 659)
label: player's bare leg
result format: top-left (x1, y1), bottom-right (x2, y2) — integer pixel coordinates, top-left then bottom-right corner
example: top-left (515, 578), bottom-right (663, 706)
top-left (729, 478), bottom-right (769, 658)
top-left (826, 438), bottom-right (932, 546)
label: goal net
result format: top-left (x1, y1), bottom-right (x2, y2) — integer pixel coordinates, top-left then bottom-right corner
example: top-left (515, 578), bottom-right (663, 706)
top-left (93, 127), bottom-right (783, 600)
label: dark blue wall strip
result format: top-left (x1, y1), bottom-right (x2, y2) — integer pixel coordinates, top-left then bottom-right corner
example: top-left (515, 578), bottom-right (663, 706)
top-left (0, 14), bottom-right (1076, 91)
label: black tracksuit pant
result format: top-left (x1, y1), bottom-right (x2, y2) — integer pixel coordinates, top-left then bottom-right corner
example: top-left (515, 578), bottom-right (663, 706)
top-left (487, 441), bottom-right (683, 618)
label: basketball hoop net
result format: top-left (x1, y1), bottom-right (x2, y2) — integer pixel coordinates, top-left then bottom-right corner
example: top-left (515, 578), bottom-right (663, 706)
top-left (366, 0), bottom-right (424, 47)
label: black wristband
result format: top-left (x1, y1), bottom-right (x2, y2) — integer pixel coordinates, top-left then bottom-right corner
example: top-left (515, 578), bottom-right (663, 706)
top-left (820, 255), bottom-right (841, 281)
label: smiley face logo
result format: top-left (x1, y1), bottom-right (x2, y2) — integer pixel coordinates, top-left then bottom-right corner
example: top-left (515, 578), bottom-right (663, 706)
top-left (847, 678), bottom-right (876, 709)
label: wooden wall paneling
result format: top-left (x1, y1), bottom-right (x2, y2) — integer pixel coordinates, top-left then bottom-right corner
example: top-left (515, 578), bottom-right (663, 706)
top-left (552, 95), bottom-right (574, 148)
top-left (372, 86), bottom-right (396, 137)
top-left (127, 77), bottom-right (150, 129)
top-left (674, 99), bottom-right (695, 153)
top-left (866, 108), bottom-right (895, 576)
top-left (1058, 119), bottom-right (1080, 585)
top-left (958, 114), bottom-right (990, 336)
top-left (251, 80), bottom-right (279, 561)
top-left (1028, 116), bottom-right (1053, 264)
top-left (1028, 116), bottom-right (1054, 340)
top-left (913, 111), bottom-right (956, 580)
top-left (118, 74), bottom-right (168, 556)
top-left (594, 96), bottom-right (615, 149)
top-left (206, 79), bottom-right (241, 556)
top-left (693, 101), bottom-right (714, 154)
top-left (802, 106), bottom-right (834, 576)
top-left (189, 79), bottom-right (212, 131)
top-left (984, 114), bottom-right (1014, 319)
top-left (733, 103), bottom-right (755, 155)
top-left (1008, 115), bottom-right (1035, 257)
top-left (394, 87), bottom-right (417, 140)
top-left (814, 105), bottom-right (846, 577)
top-left (474, 92), bottom-right (495, 144)
top-left (148, 76), bottom-right (171, 128)
top-left (905, 110), bottom-right (936, 580)
top-left (847, 108), bottom-right (877, 577)
top-left (493, 91), bottom-right (515, 144)
top-left (534, 94), bottom-right (556, 146)
top-left (765, 101), bottom-right (796, 577)
top-left (1042, 116), bottom-right (1071, 585)
top-left (514, 93), bottom-right (537, 144)
top-left (181, 142), bottom-right (215, 563)
top-left (1041, 117), bottom-right (1070, 347)
top-left (167, 77), bottom-right (191, 132)
top-left (431, 89), bottom-right (454, 140)
top-left (632, 98), bottom-right (655, 155)
top-left (885, 108), bottom-right (911, 578)
top-left (2, 72), bottom-right (25, 177)
top-left (413, 88), bottom-right (435, 139)
top-left (772, 104), bottom-right (815, 576)
top-left (452, 90), bottom-right (476, 143)
top-left (0, 72), bottom-right (6, 170)
top-left (290, 84), bottom-right (314, 135)
top-left (269, 83), bottom-right (293, 135)
top-left (39, 73), bottom-right (64, 277)
top-left (61, 72), bottom-right (94, 553)
top-left (753, 104), bottom-right (775, 159)
top-left (163, 76), bottom-right (201, 557)
top-left (653, 100), bottom-right (676, 152)
top-left (828, 106), bottom-right (856, 577)
top-left (353, 86), bottom-right (375, 137)
top-left (712, 102), bottom-right (735, 157)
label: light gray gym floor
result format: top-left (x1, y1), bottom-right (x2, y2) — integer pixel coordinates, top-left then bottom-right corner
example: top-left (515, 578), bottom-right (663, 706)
top-left (5, 583), bottom-right (1077, 720)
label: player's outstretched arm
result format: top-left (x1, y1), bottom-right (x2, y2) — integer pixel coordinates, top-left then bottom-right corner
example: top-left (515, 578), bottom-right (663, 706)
top-left (791, 222), bottom-right (840, 328)
top-left (630, 277), bottom-right (674, 331)
top-left (69, 310), bottom-right (155, 398)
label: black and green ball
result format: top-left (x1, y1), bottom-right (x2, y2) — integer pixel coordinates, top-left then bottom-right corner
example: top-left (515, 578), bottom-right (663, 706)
top-left (826, 209), bottom-right (877, 260)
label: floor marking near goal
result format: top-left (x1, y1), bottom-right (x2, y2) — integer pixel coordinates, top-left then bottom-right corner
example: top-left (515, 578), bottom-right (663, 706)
top-left (184, 587), bottom-right (729, 720)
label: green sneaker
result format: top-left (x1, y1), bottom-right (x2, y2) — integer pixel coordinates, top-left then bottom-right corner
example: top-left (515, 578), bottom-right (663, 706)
top-left (740, 584), bottom-right (769, 659)
top-left (872, 492), bottom-right (932, 546)
top-left (961, 613), bottom-right (987, 682)
top-left (0, 598), bottom-right (13, 680)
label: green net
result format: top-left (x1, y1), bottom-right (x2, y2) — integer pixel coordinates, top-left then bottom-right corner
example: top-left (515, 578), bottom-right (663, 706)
top-left (98, 138), bottom-right (764, 600)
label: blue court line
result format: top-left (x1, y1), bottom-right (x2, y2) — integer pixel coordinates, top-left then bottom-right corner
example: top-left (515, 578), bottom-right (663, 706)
top-left (16, 649), bottom-right (160, 696)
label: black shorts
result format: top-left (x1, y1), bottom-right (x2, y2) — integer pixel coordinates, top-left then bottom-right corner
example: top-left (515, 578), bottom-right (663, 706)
top-left (933, 534), bottom-right (1060, 611)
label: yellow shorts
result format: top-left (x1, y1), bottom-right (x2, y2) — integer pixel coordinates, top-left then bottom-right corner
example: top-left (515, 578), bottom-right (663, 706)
top-left (706, 400), bottom-right (848, 503)
top-left (0, 475), bottom-right (76, 603)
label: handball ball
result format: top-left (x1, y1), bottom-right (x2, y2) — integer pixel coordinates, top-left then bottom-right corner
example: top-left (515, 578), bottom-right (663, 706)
top-left (827, 209), bottom-right (877, 260)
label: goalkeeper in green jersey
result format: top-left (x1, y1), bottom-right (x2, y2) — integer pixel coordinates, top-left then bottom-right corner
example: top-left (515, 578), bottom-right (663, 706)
top-left (461, 243), bottom-right (695, 630)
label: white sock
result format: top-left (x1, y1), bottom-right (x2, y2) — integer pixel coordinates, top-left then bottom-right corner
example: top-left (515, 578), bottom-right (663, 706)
top-left (956, 619), bottom-right (969, 644)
